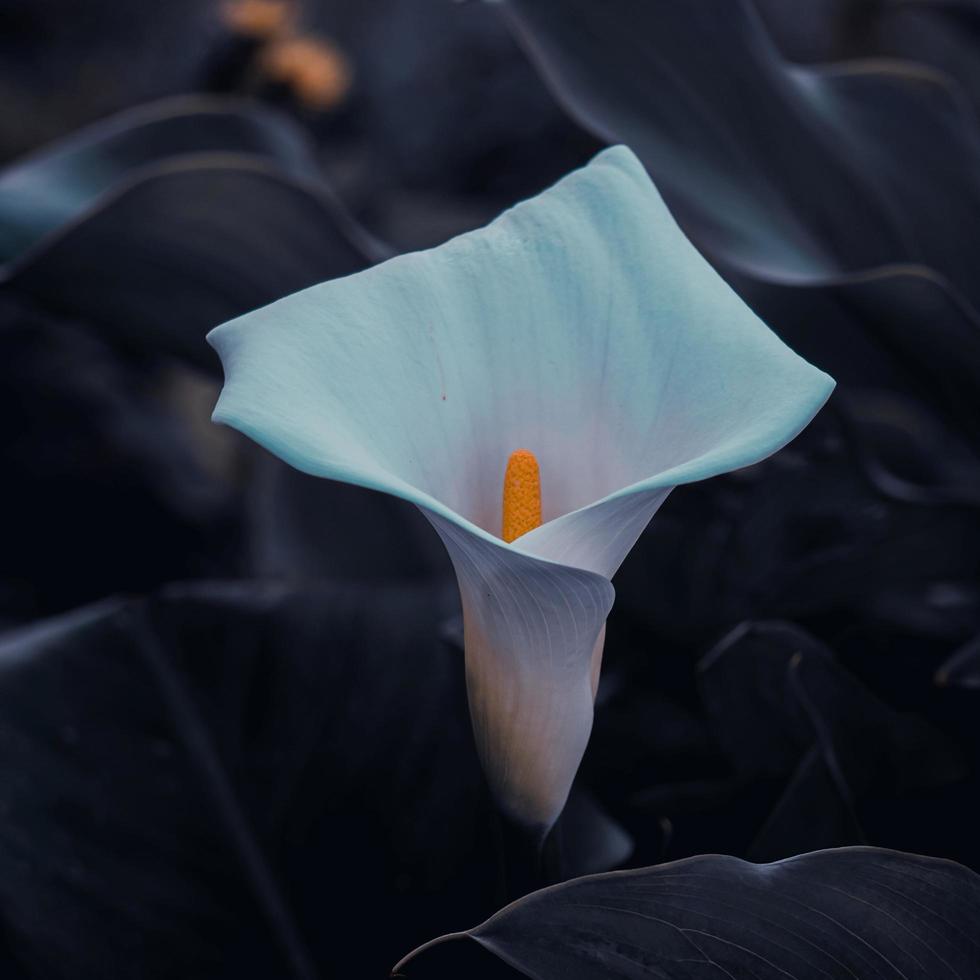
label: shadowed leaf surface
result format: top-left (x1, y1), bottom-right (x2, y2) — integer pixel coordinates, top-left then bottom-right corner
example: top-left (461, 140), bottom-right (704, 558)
top-left (0, 97), bottom-right (322, 260)
top-left (937, 634), bottom-right (980, 689)
top-left (698, 621), bottom-right (962, 860)
top-left (754, 0), bottom-right (980, 112)
top-left (612, 411), bottom-right (980, 646)
top-left (0, 580), bottom-right (632, 979)
top-left (0, 583), bottom-right (491, 979)
top-left (699, 621), bottom-right (960, 790)
top-left (0, 295), bottom-right (234, 623)
top-left (730, 269), bottom-right (980, 443)
top-left (311, 0), bottom-right (600, 202)
top-left (399, 847), bottom-right (980, 979)
top-left (245, 457), bottom-right (453, 584)
top-left (0, 2), bottom-right (225, 160)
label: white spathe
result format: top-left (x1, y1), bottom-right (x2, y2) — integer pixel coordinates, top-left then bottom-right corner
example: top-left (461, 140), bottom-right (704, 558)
top-left (209, 146), bottom-right (835, 834)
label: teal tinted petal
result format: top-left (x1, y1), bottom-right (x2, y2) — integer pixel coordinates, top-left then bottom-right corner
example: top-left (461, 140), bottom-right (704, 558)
top-left (210, 145), bottom-right (834, 830)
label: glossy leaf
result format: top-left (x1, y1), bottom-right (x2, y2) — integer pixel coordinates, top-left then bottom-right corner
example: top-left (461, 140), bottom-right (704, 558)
top-left (397, 846), bottom-right (980, 979)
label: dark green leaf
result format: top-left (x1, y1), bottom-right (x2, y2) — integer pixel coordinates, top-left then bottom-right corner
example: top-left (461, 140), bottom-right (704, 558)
top-left (398, 847), bottom-right (980, 979)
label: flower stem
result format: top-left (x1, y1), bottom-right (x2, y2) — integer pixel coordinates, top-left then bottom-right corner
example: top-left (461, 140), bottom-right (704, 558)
top-left (494, 810), bottom-right (565, 903)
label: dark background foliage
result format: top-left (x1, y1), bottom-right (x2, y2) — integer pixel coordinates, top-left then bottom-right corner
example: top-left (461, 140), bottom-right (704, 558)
top-left (0, 1), bottom-right (978, 977)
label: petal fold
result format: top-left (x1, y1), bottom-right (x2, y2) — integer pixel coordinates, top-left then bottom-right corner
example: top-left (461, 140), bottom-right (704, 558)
top-left (427, 513), bottom-right (614, 831)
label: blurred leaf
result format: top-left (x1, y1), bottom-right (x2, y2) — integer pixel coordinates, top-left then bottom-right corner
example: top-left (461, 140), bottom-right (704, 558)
top-left (715, 447), bottom-right (980, 625)
top-left (937, 633), bottom-right (980, 689)
top-left (245, 456), bottom-right (453, 583)
top-left (747, 745), bottom-right (866, 862)
top-left (0, 295), bottom-right (233, 622)
top-left (0, 1), bottom-right (226, 159)
top-left (398, 847), bottom-right (980, 979)
top-left (559, 791), bottom-right (633, 879)
top-left (731, 268), bottom-right (980, 443)
top-left (0, 96), bottom-right (321, 259)
top-left (835, 388), bottom-right (980, 507)
top-left (699, 621), bottom-right (962, 791)
top-left (494, 0), bottom-right (980, 437)
top-left (0, 98), bottom-right (384, 368)
top-left (615, 413), bottom-right (980, 642)
top-left (313, 0), bottom-right (600, 203)
top-left (496, 0), bottom-right (980, 288)
top-left (755, 0), bottom-right (980, 113)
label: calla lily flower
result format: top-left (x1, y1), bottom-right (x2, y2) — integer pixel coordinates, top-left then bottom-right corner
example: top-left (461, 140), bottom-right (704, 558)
top-left (208, 146), bottom-right (834, 834)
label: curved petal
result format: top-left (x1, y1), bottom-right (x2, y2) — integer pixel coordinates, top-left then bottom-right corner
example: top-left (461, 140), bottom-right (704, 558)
top-left (427, 513), bottom-right (613, 830)
top-left (210, 146), bottom-right (833, 539)
top-left (209, 145), bottom-right (833, 829)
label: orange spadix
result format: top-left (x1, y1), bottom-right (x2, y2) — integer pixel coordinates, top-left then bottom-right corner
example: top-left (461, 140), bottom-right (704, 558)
top-left (502, 449), bottom-right (542, 543)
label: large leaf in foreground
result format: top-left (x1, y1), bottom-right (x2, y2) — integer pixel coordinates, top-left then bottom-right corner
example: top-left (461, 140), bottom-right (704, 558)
top-left (397, 847), bottom-right (980, 979)
top-left (0, 581), bottom-right (627, 979)
top-left (0, 583), bottom-right (486, 979)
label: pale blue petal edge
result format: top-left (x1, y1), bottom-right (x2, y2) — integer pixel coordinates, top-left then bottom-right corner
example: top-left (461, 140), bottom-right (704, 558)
top-left (209, 144), bottom-right (835, 572)
top-left (208, 144), bottom-right (834, 829)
